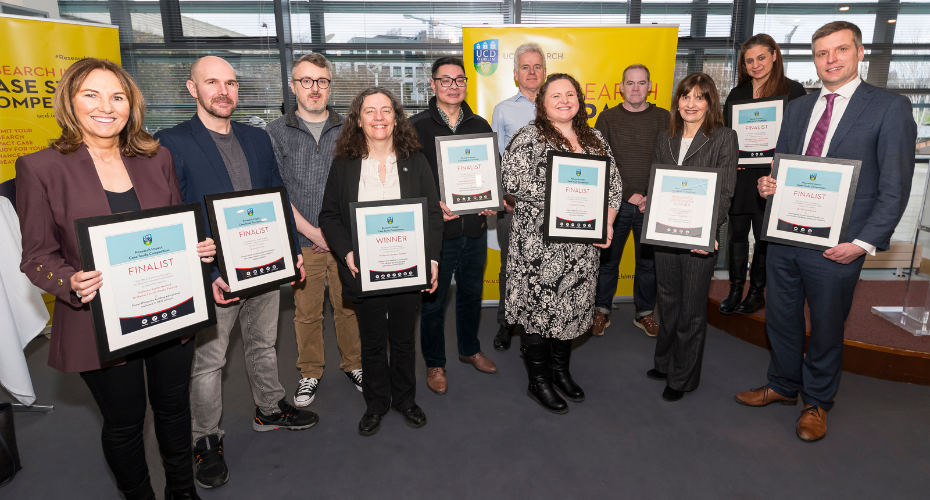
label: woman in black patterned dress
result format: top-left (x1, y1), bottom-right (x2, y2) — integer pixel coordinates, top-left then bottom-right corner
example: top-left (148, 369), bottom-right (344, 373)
top-left (502, 73), bottom-right (622, 414)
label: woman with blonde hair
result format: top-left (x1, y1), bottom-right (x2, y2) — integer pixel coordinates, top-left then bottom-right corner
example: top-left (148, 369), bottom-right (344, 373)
top-left (16, 57), bottom-right (215, 500)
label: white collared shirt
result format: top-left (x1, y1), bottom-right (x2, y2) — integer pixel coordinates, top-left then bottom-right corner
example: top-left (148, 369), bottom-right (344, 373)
top-left (358, 153), bottom-right (401, 202)
top-left (802, 76), bottom-right (875, 255)
top-left (491, 91), bottom-right (536, 156)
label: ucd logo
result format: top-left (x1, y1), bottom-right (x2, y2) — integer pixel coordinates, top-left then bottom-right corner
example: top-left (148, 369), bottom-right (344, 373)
top-left (143, 234), bottom-right (152, 246)
top-left (754, 111), bottom-right (759, 117)
top-left (465, 148), bottom-right (471, 156)
top-left (682, 181), bottom-right (688, 187)
top-left (576, 169), bottom-right (582, 177)
top-left (473, 39), bottom-right (498, 77)
top-left (387, 217), bottom-right (393, 225)
top-left (810, 173), bottom-right (818, 181)
top-left (247, 208), bottom-right (254, 216)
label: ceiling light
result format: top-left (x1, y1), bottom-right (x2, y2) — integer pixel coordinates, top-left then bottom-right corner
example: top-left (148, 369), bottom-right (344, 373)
top-left (888, 19), bottom-right (897, 23)
top-left (839, 6), bottom-right (849, 11)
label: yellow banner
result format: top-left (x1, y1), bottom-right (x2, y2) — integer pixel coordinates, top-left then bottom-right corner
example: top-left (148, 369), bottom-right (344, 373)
top-left (0, 14), bottom-right (121, 320)
top-left (462, 25), bottom-right (679, 302)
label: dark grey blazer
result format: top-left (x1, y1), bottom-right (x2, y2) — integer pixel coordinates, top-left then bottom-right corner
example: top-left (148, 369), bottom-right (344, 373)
top-left (652, 126), bottom-right (739, 240)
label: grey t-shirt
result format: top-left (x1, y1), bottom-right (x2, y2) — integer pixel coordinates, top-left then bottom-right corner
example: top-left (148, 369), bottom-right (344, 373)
top-left (300, 117), bottom-right (327, 143)
top-left (208, 128), bottom-right (252, 191)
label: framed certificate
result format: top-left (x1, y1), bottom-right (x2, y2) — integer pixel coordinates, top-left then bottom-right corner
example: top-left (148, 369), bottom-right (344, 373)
top-left (729, 96), bottom-right (786, 167)
top-left (761, 154), bottom-right (861, 251)
top-left (543, 151), bottom-right (611, 244)
top-left (350, 198), bottom-right (432, 297)
top-left (74, 203), bottom-right (216, 362)
top-left (435, 132), bottom-right (505, 215)
top-left (641, 164), bottom-right (722, 252)
top-left (205, 187), bottom-right (300, 300)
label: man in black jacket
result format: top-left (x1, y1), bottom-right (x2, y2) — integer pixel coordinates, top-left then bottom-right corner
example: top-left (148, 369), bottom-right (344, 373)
top-left (411, 57), bottom-right (499, 395)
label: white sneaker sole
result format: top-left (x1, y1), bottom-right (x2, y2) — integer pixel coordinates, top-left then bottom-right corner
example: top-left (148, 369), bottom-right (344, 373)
top-left (293, 393), bottom-right (315, 407)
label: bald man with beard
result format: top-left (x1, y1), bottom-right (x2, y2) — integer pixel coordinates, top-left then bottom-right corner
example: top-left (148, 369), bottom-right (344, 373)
top-left (155, 56), bottom-right (317, 491)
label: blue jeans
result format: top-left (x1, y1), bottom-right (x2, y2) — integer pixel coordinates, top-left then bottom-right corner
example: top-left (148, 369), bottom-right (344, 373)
top-left (595, 200), bottom-right (656, 316)
top-left (420, 234), bottom-right (487, 368)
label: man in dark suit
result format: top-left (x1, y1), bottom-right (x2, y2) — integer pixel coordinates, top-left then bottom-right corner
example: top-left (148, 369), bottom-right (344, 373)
top-left (736, 22), bottom-right (917, 442)
top-left (154, 56), bottom-right (315, 490)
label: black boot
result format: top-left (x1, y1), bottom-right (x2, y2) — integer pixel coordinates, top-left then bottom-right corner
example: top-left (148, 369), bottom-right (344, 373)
top-left (165, 485), bottom-right (202, 500)
top-left (719, 242), bottom-right (749, 315)
top-left (521, 339), bottom-right (568, 414)
top-left (550, 339), bottom-right (584, 402)
top-left (735, 249), bottom-right (766, 315)
top-left (121, 476), bottom-right (156, 500)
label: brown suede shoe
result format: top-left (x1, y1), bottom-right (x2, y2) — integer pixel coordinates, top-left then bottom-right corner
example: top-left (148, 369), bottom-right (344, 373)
top-left (797, 405), bottom-right (827, 442)
top-left (589, 311), bottom-right (610, 336)
top-left (427, 367), bottom-right (447, 394)
top-left (634, 314), bottom-right (659, 337)
top-left (734, 386), bottom-right (798, 407)
top-left (458, 352), bottom-right (498, 373)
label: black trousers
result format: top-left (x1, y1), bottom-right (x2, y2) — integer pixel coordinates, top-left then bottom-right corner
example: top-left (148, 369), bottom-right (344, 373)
top-left (80, 338), bottom-right (195, 496)
top-left (729, 212), bottom-right (765, 247)
top-left (653, 247), bottom-right (718, 392)
top-left (356, 292), bottom-right (420, 414)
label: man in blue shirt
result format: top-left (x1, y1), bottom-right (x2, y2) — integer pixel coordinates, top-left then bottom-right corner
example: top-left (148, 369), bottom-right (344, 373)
top-left (490, 42), bottom-right (546, 350)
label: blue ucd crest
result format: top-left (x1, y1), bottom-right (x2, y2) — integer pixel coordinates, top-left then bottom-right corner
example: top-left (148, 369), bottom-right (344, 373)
top-left (387, 217), bottom-right (393, 225)
top-left (247, 208), bottom-right (254, 216)
top-left (143, 234), bottom-right (152, 246)
top-left (810, 173), bottom-right (817, 181)
top-left (473, 39), bottom-right (498, 77)
top-left (576, 169), bottom-right (582, 177)
top-left (465, 148), bottom-right (471, 155)
top-left (682, 181), bottom-right (688, 187)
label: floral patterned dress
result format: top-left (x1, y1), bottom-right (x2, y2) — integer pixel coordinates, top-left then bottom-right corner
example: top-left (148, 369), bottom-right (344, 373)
top-left (502, 125), bottom-right (622, 340)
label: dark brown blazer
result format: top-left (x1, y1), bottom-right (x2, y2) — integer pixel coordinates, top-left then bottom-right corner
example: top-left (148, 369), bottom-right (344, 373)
top-left (15, 144), bottom-right (182, 373)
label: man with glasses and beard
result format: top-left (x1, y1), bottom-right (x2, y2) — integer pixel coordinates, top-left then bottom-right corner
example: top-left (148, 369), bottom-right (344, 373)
top-left (155, 56), bottom-right (317, 492)
top-left (266, 53), bottom-right (364, 410)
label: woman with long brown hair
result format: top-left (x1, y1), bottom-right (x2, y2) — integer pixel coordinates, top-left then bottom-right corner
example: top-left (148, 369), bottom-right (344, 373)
top-left (648, 73), bottom-right (737, 402)
top-left (319, 87), bottom-right (443, 436)
top-left (502, 73), bottom-right (622, 414)
top-left (15, 58), bottom-right (215, 500)
top-left (719, 34), bottom-right (807, 316)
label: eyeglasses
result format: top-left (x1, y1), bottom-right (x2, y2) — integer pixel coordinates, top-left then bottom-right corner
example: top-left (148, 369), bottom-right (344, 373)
top-left (293, 77), bottom-right (331, 90)
top-left (432, 77), bottom-right (467, 88)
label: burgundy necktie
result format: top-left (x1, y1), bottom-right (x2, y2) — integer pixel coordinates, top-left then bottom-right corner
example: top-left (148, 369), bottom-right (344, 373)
top-left (804, 93), bottom-right (838, 157)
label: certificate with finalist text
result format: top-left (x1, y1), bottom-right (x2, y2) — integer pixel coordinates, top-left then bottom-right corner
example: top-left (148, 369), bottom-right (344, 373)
top-left (761, 154), bottom-right (861, 251)
top-left (436, 133), bottom-right (505, 215)
top-left (75, 204), bottom-right (216, 362)
top-left (543, 151), bottom-right (611, 244)
top-left (641, 164), bottom-right (721, 252)
top-left (729, 96), bottom-right (786, 166)
top-left (350, 198), bottom-right (431, 297)
top-left (205, 187), bottom-right (300, 299)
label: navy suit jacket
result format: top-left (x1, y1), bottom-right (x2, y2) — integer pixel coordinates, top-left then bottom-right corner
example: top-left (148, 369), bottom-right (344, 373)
top-left (154, 114), bottom-right (299, 282)
top-left (775, 81), bottom-right (917, 252)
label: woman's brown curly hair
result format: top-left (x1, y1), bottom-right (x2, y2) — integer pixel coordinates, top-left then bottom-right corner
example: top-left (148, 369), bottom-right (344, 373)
top-left (533, 73), bottom-right (606, 155)
top-left (334, 87), bottom-right (421, 160)
top-left (50, 57), bottom-right (159, 157)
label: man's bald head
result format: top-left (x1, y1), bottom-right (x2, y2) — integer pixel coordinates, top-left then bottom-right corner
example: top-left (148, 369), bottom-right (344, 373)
top-left (189, 56), bottom-right (235, 83)
top-left (186, 56), bottom-right (239, 121)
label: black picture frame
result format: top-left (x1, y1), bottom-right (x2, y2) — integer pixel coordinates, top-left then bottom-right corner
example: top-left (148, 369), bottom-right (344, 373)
top-left (727, 95), bottom-right (788, 168)
top-left (542, 151), bottom-right (611, 244)
top-left (435, 132), bottom-right (506, 215)
top-left (761, 153), bottom-right (862, 252)
top-left (204, 187), bottom-right (301, 300)
top-left (74, 203), bottom-right (216, 363)
top-left (349, 198), bottom-right (432, 297)
top-left (640, 164), bottom-right (722, 252)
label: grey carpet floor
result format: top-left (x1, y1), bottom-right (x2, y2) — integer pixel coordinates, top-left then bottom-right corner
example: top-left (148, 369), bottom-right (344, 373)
top-left (4, 286), bottom-right (930, 500)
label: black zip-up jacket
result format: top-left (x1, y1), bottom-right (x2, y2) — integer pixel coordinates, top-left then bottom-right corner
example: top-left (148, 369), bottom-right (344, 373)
top-left (410, 97), bottom-right (493, 240)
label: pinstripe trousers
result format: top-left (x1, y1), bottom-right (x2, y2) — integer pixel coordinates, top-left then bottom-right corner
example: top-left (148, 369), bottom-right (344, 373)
top-left (653, 247), bottom-right (718, 392)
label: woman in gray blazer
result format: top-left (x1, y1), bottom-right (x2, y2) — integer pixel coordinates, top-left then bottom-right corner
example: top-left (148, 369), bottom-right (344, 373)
top-left (648, 73), bottom-right (737, 402)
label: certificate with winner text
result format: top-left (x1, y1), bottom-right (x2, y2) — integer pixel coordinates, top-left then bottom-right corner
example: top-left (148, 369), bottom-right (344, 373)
top-left (351, 198), bottom-right (431, 297)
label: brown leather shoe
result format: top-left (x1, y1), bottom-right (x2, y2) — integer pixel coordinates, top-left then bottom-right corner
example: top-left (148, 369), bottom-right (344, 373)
top-left (735, 386), bottom-right (798, 407)
top-left (458, 352), bottom-right (498, 374)
top-left (796, 405), bottom-right (827, 442)
top-left (427, 367), bottom-right (447, 394)
top-left (634, 314), bottom-right (659, 337)
top-left (589, 311), bottom-right (610, 336)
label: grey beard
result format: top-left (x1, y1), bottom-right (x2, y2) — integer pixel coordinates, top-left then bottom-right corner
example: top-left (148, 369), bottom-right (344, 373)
top-left (300, 98), bottom-right (327, 114)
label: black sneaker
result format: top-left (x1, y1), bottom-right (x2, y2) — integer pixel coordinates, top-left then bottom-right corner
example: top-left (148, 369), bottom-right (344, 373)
top-left (345, 368), bottom-right (363, 392)
top-left (253, 399), bottom-right (319, 432)
top-left (358, 411), bottom-right (382, 436)
top-left (193, 434), bottom-right (228, 489)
